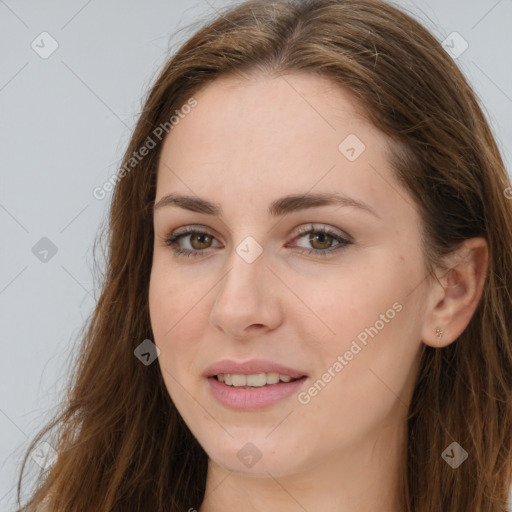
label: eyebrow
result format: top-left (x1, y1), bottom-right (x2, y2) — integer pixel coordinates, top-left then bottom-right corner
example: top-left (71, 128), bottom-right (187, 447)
top-left (154, 192), bottom-right (380, 219)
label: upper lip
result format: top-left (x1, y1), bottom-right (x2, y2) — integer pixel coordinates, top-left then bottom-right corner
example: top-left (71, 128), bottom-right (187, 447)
top-left (204, 359), bottom-right (307, 379)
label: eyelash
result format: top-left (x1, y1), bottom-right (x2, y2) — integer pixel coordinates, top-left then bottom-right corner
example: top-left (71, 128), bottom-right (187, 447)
top-left (162, 224), bottom-right (352, 259)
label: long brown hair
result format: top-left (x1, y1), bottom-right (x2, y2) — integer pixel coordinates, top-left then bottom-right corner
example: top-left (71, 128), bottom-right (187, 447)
top-left (15, 0), bottom-right (512, 510)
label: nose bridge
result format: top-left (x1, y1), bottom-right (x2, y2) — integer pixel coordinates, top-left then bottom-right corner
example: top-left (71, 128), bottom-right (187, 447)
top-left (216, 228), bottom-right (267, 296)
top-left (215, 246), bottom-right (266, 310)
top-left (209, 245), bottom-right (282, 335)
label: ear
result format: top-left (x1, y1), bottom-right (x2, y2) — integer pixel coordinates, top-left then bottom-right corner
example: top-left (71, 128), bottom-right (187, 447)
top-left (421, 237), bottom-right (489, 348)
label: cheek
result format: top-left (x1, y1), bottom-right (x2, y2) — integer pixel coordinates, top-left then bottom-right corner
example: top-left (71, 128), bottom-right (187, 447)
top-left (299, 312), bottom-right (419, 449)
top-left (148, 264), bottom-right (205, 377)
top-left (297, 251), bottom-right (422, 393)
top-left (148, 267), bottom-right (183, 375)
top-left (294, 258), bottom-right (402, 348)
top-left (310, 298), bottom-right (422, 432)
top-left (148, 265), bottom-right (173, 342)
top-left (148, 256), bottom-right (192, 340)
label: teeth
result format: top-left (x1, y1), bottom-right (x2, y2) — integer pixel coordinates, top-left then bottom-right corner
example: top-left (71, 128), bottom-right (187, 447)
top-left (265, 372), bottom-right (280, 385)
top-left (216, 372), bottom-right (297, 387)
top-left (231, 374), bottom-right (247, 387)
top-left (244, 373), bottom-right (267, 388)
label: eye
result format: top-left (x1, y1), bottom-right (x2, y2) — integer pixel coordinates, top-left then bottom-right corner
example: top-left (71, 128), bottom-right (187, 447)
top-left (162, 223), bottom-right (352, 259)
top-left (288, 224), bottom-right (352, 257)
top-left (163, 225), bottom-right (220, 258)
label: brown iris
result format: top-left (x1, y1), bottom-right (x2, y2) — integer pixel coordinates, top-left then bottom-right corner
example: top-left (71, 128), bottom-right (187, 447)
top-left (189, 233), bottom-right (213, 250)
top-left (308, 232), bottom-right (334, 250)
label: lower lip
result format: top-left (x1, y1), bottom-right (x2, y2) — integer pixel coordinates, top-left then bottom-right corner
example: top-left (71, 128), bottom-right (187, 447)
top-left (207, 376), bottom-right (307, 410)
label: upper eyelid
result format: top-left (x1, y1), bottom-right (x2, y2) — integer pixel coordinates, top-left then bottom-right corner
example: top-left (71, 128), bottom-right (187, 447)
top-left (167, 224), bottom-right (351, 245)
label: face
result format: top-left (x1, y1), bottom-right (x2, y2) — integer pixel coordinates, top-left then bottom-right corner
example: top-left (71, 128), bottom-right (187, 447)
top-left (149, 72), bottom-right (431, 478)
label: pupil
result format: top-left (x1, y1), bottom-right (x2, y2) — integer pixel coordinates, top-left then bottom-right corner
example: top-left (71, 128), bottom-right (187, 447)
top-left (311, 233), bottom-right (331, 249)
top-left (193, 234), bottom-right (210, 249)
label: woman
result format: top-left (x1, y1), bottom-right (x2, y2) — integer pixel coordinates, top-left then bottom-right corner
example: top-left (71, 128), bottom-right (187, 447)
top-left (16, 0), bottom-right (512, 510)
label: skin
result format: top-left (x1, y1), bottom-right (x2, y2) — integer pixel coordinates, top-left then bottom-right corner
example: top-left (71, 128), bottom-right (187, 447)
top-left (148, 72), bottom-right (488, 512)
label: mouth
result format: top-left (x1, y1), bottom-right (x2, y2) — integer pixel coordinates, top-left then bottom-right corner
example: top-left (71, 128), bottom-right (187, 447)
top-left (214, 372), bottom-right (302, 388)
top-left (204, 358), bottom-right (307, 380)
top-left (204, 360), bottom-right (308, 410)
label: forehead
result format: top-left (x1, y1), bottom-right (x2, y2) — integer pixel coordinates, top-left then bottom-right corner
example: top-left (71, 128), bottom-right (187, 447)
top-left (155, 72), bottom-right (407, 222)
top-left (160, 72), bottom-right (371, 161)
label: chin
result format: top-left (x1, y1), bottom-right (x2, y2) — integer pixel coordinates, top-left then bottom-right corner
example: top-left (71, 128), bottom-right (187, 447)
top-left (200, 433), bottom-right (311, 477)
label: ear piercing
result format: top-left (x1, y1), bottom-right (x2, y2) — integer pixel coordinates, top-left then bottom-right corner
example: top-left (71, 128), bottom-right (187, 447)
top-left (435, 327), bottom-right (444, 339)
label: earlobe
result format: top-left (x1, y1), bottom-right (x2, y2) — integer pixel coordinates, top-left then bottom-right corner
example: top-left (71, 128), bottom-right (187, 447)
top-left (421, 237), bottom-right (489, 348)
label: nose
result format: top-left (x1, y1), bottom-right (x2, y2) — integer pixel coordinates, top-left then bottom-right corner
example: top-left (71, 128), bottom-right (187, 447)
top-left (208, 252), bottom-right (283, 340)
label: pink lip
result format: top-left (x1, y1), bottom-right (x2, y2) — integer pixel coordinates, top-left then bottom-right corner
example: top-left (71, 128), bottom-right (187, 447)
top-left (204, 359), bottom-right (308, 411)
top-left (207, 375), bottom-right (308, 410)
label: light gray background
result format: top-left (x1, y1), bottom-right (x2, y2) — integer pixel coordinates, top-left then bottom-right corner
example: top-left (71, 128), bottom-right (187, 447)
top-left (1, 0), bottom-right (511, 509)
